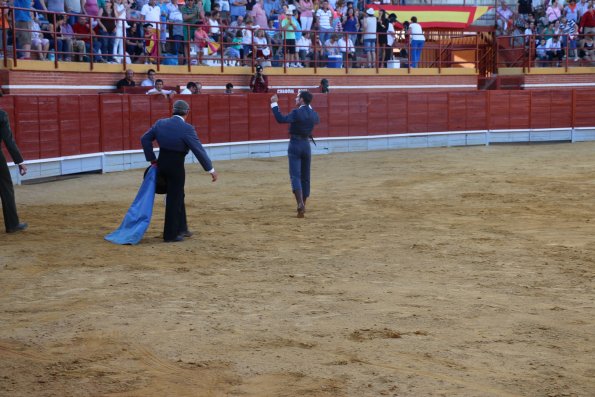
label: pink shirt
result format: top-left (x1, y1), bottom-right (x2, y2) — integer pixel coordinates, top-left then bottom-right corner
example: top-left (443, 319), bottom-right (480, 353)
top-left (298, 0), bottom-right (313, 18)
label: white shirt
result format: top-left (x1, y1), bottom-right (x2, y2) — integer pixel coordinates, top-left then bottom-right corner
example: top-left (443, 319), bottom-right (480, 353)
top-left (338, 37), bottom-right (354, 53)
top-left (296, 36), bottom-right (311, 51)
top-left (141, 4), bottom-right (161, 23)
top-left (146, 88), bottom-right (173, 94)
top-left (316, 9), bottom-right (333, 29)
top-left (409, 22), bottom-right (425, 41)
top-left (141, 79), bottom-right (155, 87)
top-left (180, 88), bottom-right (192, 94)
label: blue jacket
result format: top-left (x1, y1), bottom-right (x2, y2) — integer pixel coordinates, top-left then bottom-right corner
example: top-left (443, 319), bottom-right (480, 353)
top-left (141, 116), bottom-right (213, 171)
top-left (272, 105), bottom-right (320, 139)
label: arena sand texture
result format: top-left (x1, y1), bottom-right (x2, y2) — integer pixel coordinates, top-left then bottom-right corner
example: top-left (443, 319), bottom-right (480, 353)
top-left (1, 143), bottom-right (594, 397)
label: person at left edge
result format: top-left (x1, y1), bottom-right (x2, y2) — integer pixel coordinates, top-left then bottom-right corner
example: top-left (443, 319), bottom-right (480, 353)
top-left (141, 100), bottom-right (218, 243)
top-left (0, 109), bottom-right (28, 233)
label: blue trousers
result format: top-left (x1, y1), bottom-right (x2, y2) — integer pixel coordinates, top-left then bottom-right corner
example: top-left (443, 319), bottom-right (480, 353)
top-left (288, 138), bottom-right (311, 198)
top-left (410, 40), bottom-right (424, 68)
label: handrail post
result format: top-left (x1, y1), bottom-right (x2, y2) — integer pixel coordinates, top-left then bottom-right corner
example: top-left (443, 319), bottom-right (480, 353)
top-left (438, 38), bottom-right (441, 73)
top-left (11, 7), bottom-right (16, 66)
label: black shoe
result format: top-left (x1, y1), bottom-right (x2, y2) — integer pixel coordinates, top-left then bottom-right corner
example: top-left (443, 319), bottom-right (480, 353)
top-left (164, 236), bottom-right (184, 243)
top-left (180, 230), bottom-right (193, 237)
top-left (7, 223), bottom-right (28, 233)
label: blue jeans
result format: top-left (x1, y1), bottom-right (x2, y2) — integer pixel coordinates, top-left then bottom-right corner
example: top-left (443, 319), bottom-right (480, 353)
top-left (84, 39), bottom-right (103, 61)
top-left (411, 40), bottom-right (424, 68)
top-left (288, 137), bottom-right (311, 197)
top-left (318, 27), bottom-right (333, 47)
top-left (99, 30), bottom-right (116, 60)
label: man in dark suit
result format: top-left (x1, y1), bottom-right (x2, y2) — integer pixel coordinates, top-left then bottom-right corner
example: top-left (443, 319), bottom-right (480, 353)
top-left (0, 109), bottom-right (28, 233)
top-left (270, 91), bottom-right (320, 218)
top-left (141, 100), bottom-right (218, 242)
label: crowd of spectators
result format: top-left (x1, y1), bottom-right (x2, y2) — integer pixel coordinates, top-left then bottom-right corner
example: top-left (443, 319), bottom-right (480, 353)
top-left (2, 0), bottom-right (423, 68)
top-left (496, 0), bottom-right (595, 65)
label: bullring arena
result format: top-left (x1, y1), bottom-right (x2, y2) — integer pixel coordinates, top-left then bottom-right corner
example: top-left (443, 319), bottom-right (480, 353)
top-left (2, 0), bottom-right (595, 394)
top-left (2, 141), bottom-right (595, 396)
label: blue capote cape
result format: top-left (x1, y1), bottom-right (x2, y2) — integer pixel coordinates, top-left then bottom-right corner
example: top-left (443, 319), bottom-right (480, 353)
top-left (105, 166), bottom-right (157, 245)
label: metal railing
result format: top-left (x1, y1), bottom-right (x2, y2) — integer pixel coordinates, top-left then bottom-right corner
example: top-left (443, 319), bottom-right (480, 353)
top-left (0, 5), bottom-right (498, 73)
top-left (496, 33), bottom-right (594, 72)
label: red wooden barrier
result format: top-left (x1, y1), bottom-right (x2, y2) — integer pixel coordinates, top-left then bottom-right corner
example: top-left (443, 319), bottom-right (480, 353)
top-left (1, 90), bottom-right (595, 162)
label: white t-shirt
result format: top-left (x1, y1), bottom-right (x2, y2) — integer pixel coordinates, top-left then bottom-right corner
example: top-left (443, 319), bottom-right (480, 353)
top-left (146, 88), bottom-right (173, 95)
top-left (296, 36), bottom-right (311, 51)
top-left (316, 9), bottom-right (333, 29)
top-left (141, 4), bottom-right (161, 24)
top-left (409, 22), bottom-right (425, 41)
top-left (180, 88), bottom-right (192, 94)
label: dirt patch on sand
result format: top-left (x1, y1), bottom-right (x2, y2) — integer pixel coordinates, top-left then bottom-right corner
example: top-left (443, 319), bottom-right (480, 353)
top-left (1, 143), bottom-right (594, 396)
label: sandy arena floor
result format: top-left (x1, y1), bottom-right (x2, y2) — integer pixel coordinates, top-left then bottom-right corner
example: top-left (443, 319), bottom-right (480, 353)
top-left (1, 143), bottom-right (594, 397)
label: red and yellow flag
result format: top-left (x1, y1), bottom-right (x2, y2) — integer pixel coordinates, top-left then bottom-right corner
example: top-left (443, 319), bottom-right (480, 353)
top-left (368, 5), bottom-right (492, 29)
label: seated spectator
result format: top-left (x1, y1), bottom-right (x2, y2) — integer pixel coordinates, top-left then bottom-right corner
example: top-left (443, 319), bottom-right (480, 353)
top-left (338, 33), bottom-right (355, 66)
top-left (224, 30), bottom-right (243, 64)
top-left (578, 35), bottom-right (594, 61)
top-left (72, 15), bottom-right (104, 62)
top-left (31, 17), bottom-right (50, 60)
top-left (180, 81), bottom-right (199, 94)
top-left (141, 69), bottom-right (157, 86)
top-left (496, 0), bottom-right (515, 35)
top-left (324, 33), bottom-right (341, 61)
top-left (535, 37), bottom-right (548, 65)
top-left (546, 35), bottom-right (564, 65)
top-left (147, 79), bottom-right (175, 97)
top-left (225, 82), bottom-right (234, 93)
top-left (296, 30), bottom-right (313, 67)
top-left (55, 14), bottom-right (80, 62)
top-left (319, 78), bottom-right (329, 93)
top-left (226, 15), bottom-right (245, 42)
top-left (116, 69), bottom-right (136, 89)
top-left (126, 22), bottom-right (145, 64)
top-left (144, 23), bottom-right (159, 63)
top-left (208, 11), bottom-right (221, 42)
top-left (253, 28), bottom-right (271, 60)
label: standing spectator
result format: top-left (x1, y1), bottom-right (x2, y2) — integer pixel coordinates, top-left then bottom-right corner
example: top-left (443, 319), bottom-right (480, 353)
top-left (362, 8), bottom-right (376, 68)
top-left (282, 8), bottom-right (299, 67)
top-left (45, 0), bottom-right (65, 25)
top-left (218, 0), bottom-right (231, 22)
top-left (560, 15), bottom-right (579, 60)
top-left (0, 109), bottom-right (28, 234)
top-left (249, 64), bottom-right (268, 92)
top-left (117, 69), bottom-right (136, 88)
top-left (141, 68), bottom-right (157, 86)
top-left (167, 0), bottom-right (184, 60)
top-left (316, 1), bottom-right (334, 44)
top-left (141, 0), bottom-right (162, 35)
top-left (576, 0), bottom-right (589, 19)
top-left (546, 0), bottom-right (562, 23)
top-left (377, 9), bottom-right (389, 67)
top-left (140, 100), bottom-right (217, 243)
top-left (270, 91), bottom-right (320, 218)
top-left (250, 0), bottom-right (267, 29)
top-left (408, 15), bottom-right (424, 68)
top-left (65, 0), bottom-right (82, 26)
top-left (263, 0), bottom-right (281, 21)
top-left (14, 0), bottom-right (32, 59)
top-left (146, 78), bottom-right (175, 96)
top-left (342, 7), bottom-right (359, 47)
top-left (181, 0), bottom-right (201, 45)
top-left (298, 0), bottom-right (314, 33)
top-left (100, 0), bottom-right (117, 62)
top-left (230, 0), bottom-right (247, 22)
top-left (113, 0), bottom-right (129, 63)
top-left (579, 3), bottom-right (595, 36)
top-left (565, 0), bottom-right (579, 23)
top-left (518, 0), bottom-right (533, 18)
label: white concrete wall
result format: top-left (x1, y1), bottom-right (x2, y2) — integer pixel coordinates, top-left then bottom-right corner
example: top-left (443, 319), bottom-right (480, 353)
top-left (9, 128), bottom-right (595, 184)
